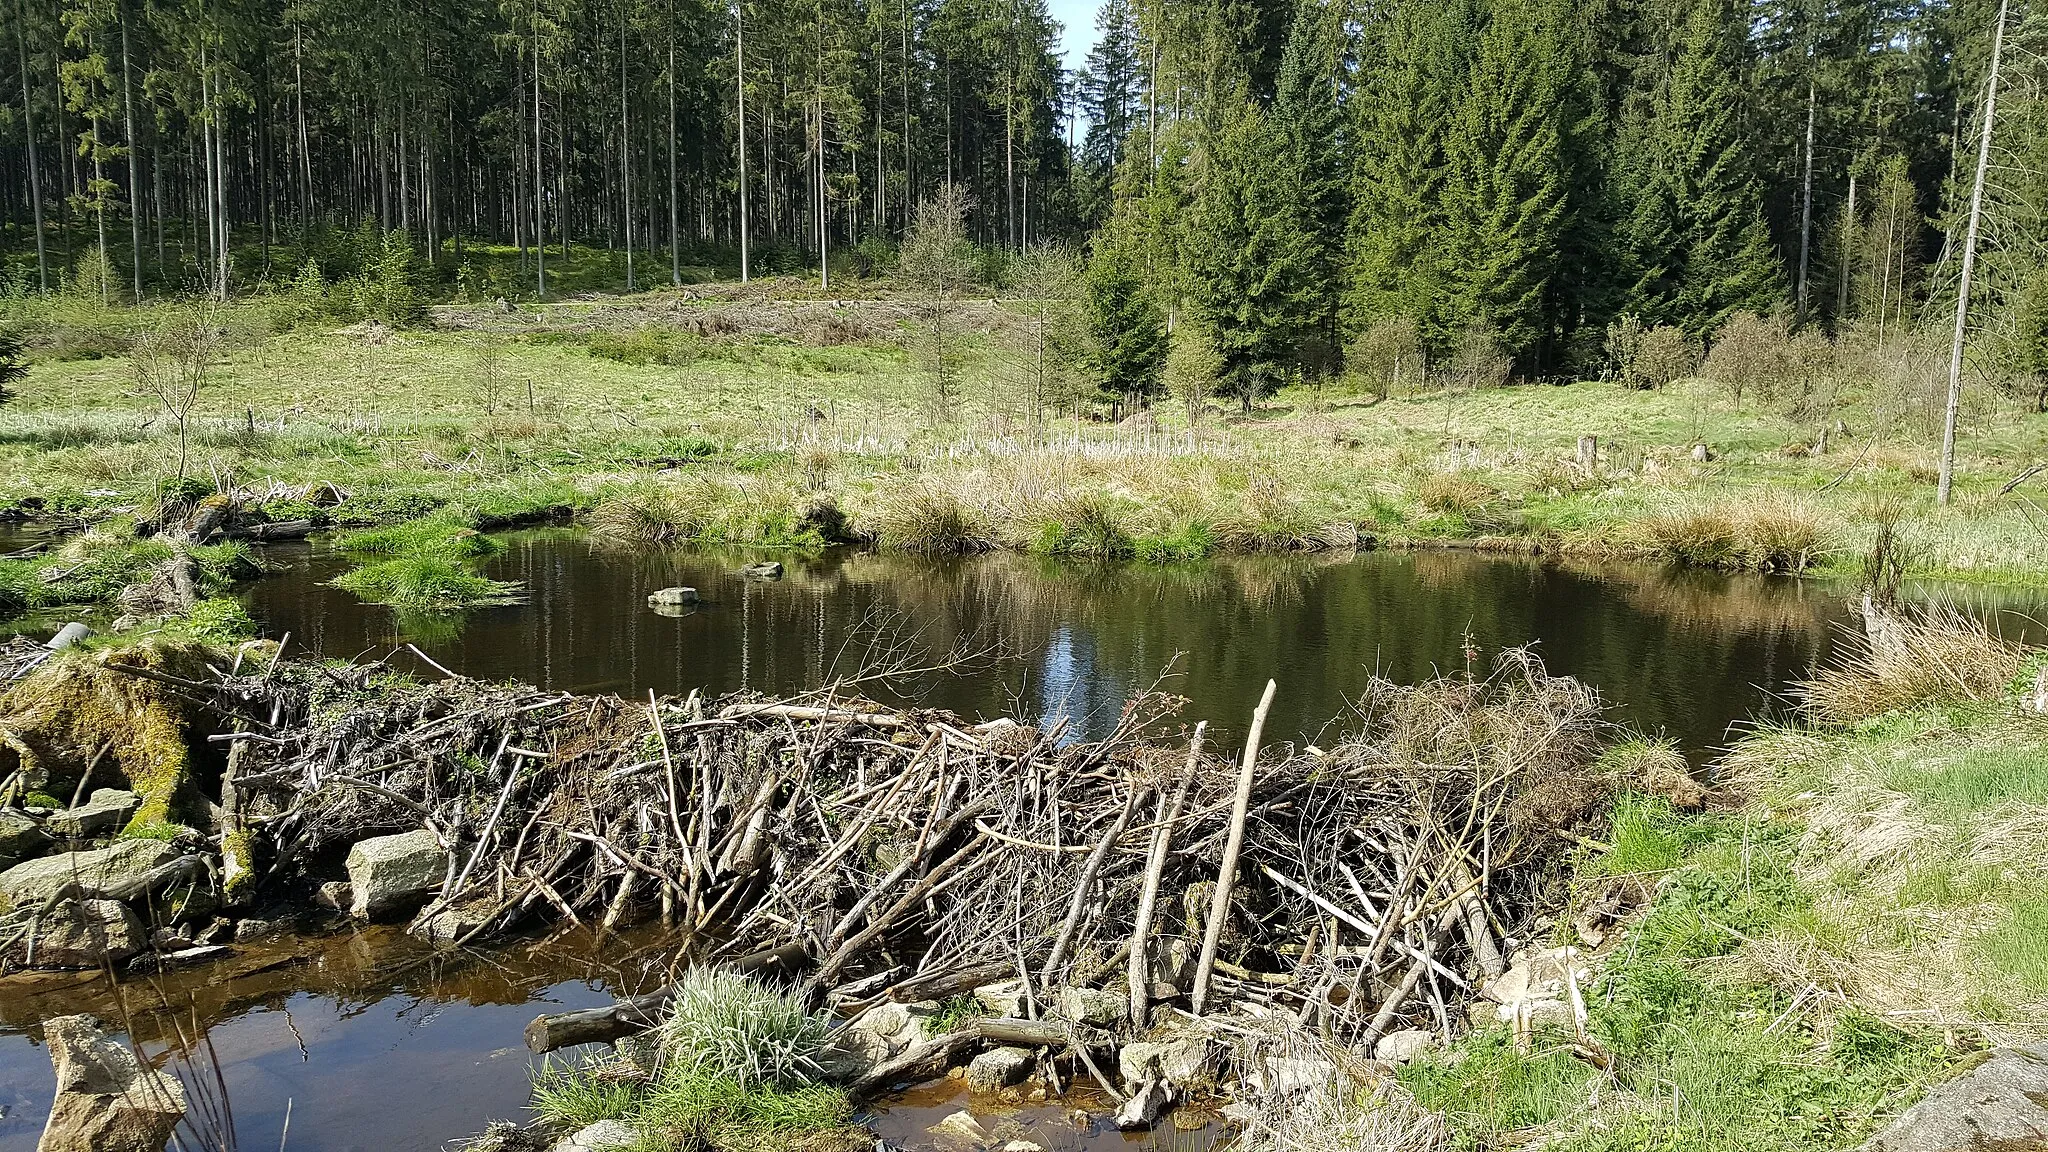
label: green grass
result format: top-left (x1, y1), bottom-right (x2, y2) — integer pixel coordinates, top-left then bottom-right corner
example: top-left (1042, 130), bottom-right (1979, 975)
top-left (1976, 891), bottom-right (2048, 998)
top-left (7, 278), bottom-right (2048, 619)
top-left (531, 1057), bottom-right (640, 1129)
top-left (527, 973), bottom-right (853, 1152)
top-left (1883, 744), bottom-right (2048, 819)
top-left (1405, 800), bottom-right (1951, 1152)
top-left (329, 555), bottom-right (522, 613)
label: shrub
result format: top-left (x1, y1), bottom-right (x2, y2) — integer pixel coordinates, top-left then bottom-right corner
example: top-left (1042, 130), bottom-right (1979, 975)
top-left (1635, 324), bottom-right (1700, 389)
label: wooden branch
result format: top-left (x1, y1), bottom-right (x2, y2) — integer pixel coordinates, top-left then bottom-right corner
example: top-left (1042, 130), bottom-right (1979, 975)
top-left (1128, 724), bottom-right (1204, 1027)
top-left (1192, 680), bottom-right (1275, 1016)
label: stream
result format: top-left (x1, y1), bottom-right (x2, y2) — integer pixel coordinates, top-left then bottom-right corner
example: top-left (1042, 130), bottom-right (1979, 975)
top-left (3, 530), bottom-right (2045, 1151)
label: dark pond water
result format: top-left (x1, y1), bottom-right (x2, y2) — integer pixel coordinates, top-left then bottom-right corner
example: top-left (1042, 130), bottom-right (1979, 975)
top-left (238, 530), bottom-right (2048, 755)
top-left (4, 530), bottom-right (2047, 1151)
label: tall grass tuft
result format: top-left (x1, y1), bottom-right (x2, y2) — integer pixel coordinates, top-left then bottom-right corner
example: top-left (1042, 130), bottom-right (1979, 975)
top-left (656, 969), bottom-right (831, 1089)
top-left (865, 480), bottom-right (995, 554)
top-left (529, 1055), bottom-right (641, 1128)
top-left (1643, 498), bottom-right (1829, 572)
top-left (1800, 607), bottom-right (2025, 724)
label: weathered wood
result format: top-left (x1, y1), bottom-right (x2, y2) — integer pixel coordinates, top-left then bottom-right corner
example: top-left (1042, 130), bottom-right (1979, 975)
top-left (1191, 681), bottom-right (1275, 1016)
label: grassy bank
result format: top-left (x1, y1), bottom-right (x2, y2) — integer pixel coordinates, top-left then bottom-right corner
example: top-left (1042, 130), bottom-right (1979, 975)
top-left (1399, 612), bottom-right (2046, 1150)
top-left (3, 279), bottom-right (2047, 624)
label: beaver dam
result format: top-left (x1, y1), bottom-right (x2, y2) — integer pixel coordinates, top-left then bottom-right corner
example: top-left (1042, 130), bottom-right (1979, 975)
top-left (0, 633), bottom-right (1687, 1150)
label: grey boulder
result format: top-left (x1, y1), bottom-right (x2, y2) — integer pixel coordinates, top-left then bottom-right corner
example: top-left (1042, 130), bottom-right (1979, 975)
top-left (0, 841), bottom-right (179, 908)
top-left (45, 790), bottom-right (142, 839)
top-left (1859, 1043), bottom-right (2048, 1151)
top-left (346, 829), bottom-right (446, 919)
top-left (6, 899), bottom-right (145, 968)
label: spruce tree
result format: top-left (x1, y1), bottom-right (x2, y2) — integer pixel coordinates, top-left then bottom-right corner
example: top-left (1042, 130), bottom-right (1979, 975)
top-left (1617, 0), bottom-right (1783, 332)
top-left (1442, 0), bottom-right (1570, 366)
top-left (1184, 97), bottom-right (1312, 407)
top-left (1346, 0), bottom-right (1471, 350)
top-left (1272, 0), bottom-right (1348, 364)
top-left (1083, 204), bottom-right (1169, 408)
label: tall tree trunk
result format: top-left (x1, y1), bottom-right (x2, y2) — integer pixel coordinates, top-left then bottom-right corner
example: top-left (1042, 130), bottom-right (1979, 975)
top-left (1836, 172), bottom-right (1854, 318)
top-left (296, 29), bottom-right (312, 245)
top-left (668, 0), bottom-right (680, 285)
top-left (1938, 0), bottom-right (2009, 506)
top-left (621, 0), bottom-right (634, 290)
top-left (737, 0), bottom-right (750, 281)
top-left (119, 0), bottom-right (143, 298)
top-left (533, 6), bottom-right (546, 298)
top-left (1795, 80), bottom-right (1814, 323)
top-left (16, 0), bottom-right (47, 291)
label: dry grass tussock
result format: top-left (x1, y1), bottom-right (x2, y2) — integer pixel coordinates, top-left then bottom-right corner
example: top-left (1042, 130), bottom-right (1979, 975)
top-left (856, 478), bottom-right (998, 553)
top-left (1639, 495), bottom-right (1831, 572)
top-left (1798, 606), bottom-right (2025, 724)
top-left (1227, 1022), bottom-right (1452, 1152)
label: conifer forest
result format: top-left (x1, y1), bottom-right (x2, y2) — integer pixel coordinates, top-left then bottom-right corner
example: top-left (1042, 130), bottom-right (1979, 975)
top-left (0, 0), bottom-right (2042, 389)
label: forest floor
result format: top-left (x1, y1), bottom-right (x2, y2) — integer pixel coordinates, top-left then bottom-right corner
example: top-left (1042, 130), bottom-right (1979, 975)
top-left (2, 275), bottom-right (2047, 591)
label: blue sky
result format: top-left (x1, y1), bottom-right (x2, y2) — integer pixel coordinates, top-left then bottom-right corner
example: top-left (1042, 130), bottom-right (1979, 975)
top-left (1048, 0), bottom-right (1098, 75)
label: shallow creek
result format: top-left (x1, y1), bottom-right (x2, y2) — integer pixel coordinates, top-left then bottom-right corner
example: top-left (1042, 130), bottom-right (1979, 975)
top-left (2, 531), bottom-right (2044, 1151)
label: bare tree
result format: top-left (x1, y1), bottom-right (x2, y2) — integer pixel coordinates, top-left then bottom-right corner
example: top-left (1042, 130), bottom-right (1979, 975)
top-left (1939, 0), bottom-right (2010, 505)
top-left (900, 184), bottom-right (976, 417)
top-left (132, 304), bottom-right (220, 482)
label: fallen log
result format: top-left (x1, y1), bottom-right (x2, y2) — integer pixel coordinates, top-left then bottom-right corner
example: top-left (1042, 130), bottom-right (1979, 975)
top-left (523, 941), bottom-right (812, 1053)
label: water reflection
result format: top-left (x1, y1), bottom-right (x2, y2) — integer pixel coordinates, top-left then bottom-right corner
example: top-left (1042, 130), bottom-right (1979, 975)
top-left (0, 926), bottom-right (665, 1152)
top-left (229, 532), bottom-right (2048, 756)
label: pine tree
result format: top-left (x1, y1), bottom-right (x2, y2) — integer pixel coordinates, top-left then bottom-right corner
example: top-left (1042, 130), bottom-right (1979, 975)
top-left (1442, 0), bottom-right (1569, 365)
top-left (1616, 0), bottom-right (1783, 332)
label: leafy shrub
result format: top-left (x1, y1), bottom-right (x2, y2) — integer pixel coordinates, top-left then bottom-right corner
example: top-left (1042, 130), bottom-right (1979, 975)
top-left (185, 597), bottom-right (256, 643)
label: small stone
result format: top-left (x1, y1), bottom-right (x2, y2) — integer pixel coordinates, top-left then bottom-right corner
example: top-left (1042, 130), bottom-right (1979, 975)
top-left (966, 1046), bottom-right (1033, 1094)
top-left (647, 586), bottom-right (700, 606)
top-left (928, 1110), bottom-right (987, 1149)
top-left (1114, 1078), bottom-right (1174, 1131)
top-left (0, 809), bottom-right (50, 866)
top-left (1119, 1037), bottom-right (1214, 1088)
top-left (411, 899), bottom-right (496, 942)
top-left (1373, 1029), bottom-right (1438, 1065)
top-left (1000, 1142), bottom-right (1046, 1152)
top-left (1053, 986), bottom-right (1126, 1027)
top-left (0, 841), bottom-right (178, 908)
top-left (973, 978), bottom-right (1028, 1017)
top-left (1255, 1056), bottom-right (1334, 1097)
top-left (314, 881), bottom-right (353, 911)
top-left (45, 789), bottom-right (142, 839)
top-left (346, 829), bottom-right (446, 919)
top-left (37, 1014), bottom-right (187, 1152)
top-left (233, 917), bottom-right (287, 943)
top-left (551, 1119), bottom-right (637, 1152)
top-left (5, 899), bottom-right (144, 968)
top-left (741, 561), bottom-right (784, 580)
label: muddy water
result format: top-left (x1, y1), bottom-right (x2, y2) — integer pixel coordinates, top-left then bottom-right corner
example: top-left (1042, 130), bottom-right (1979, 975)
top-left (5, 532), bottom-right (2048, 1150)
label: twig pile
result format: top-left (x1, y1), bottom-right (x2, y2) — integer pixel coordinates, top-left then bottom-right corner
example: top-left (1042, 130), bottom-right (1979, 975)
top-left (207, 646), bottom-right (1609, 1041)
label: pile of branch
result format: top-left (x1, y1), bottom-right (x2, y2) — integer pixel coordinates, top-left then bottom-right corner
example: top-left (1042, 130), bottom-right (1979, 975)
top-left (198, 647), bottom-right (1609, 1050)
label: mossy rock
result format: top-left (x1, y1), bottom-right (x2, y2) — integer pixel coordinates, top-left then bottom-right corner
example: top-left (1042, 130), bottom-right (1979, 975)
top-left (0, 640), bottom-right (217, 832)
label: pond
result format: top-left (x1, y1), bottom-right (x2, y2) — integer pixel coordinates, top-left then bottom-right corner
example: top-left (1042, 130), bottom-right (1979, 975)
top-left (239, 530), bottom-right (1962, 756)
top-left (3, 533), bottom-right (2045, 1151)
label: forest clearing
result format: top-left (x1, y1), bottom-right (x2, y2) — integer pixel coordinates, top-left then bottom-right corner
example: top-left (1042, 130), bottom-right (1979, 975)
top-left (4, 0), bottom-right (2048, 1142)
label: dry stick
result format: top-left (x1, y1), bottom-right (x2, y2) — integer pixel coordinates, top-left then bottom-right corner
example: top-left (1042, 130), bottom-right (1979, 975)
top-left (1040, 778), bottom-right (1149, 996)
top-left (1191, 680), bottom-right (1276, 1017)
top-left (815, 837), bottom-right (991, 985)
top-left (1127, 723), bottom-right (1206, 1028)
top-left (649, 690), bottom-right (685, 843)
top-left (1363, 905), bottom-right (1463, 1046)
